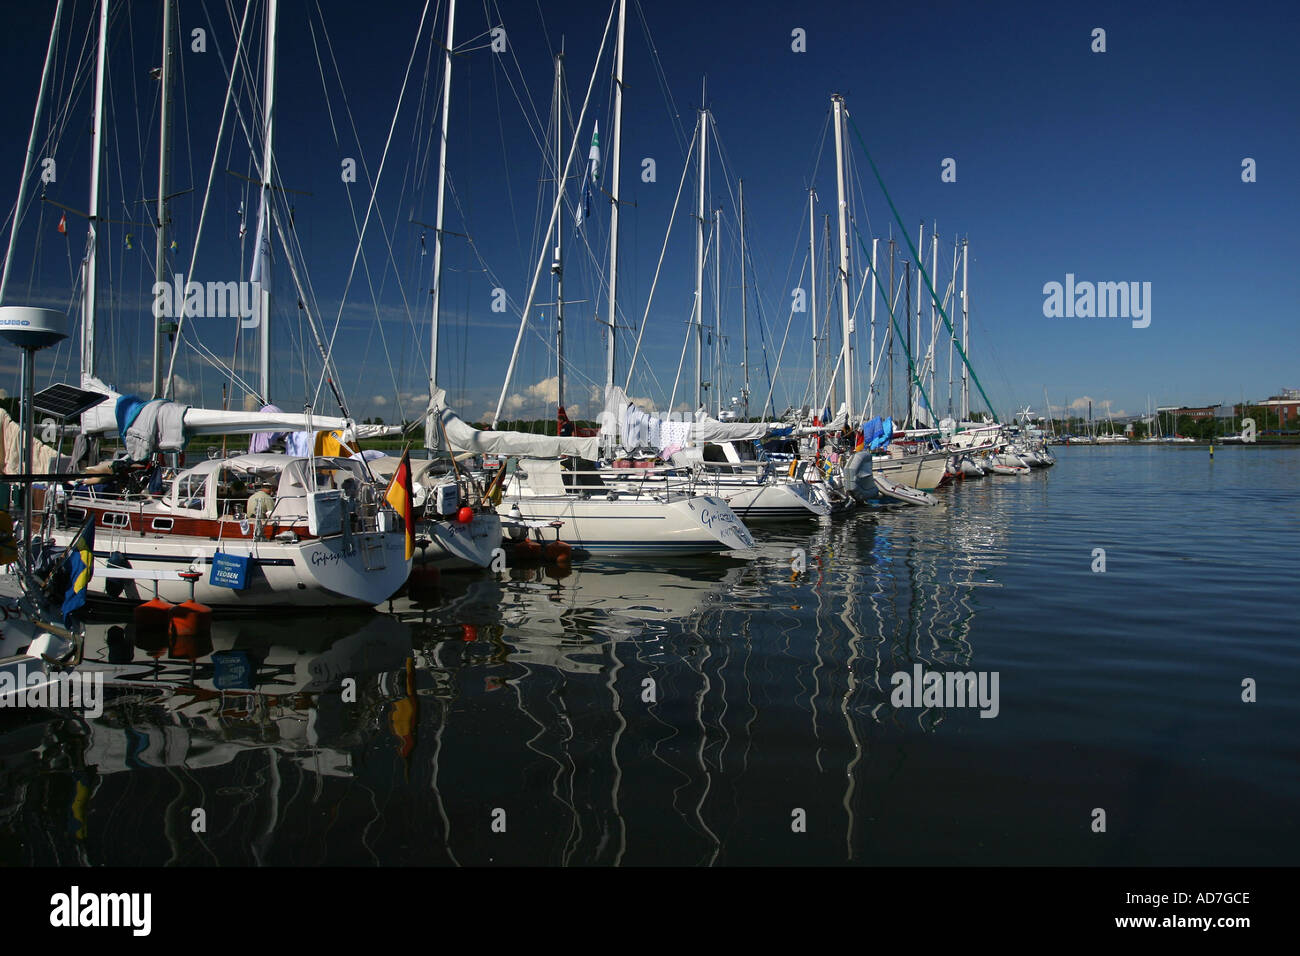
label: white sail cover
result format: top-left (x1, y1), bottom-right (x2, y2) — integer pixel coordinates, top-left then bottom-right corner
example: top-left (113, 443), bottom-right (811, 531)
top-left (428, 387), bottom-right (602, 459)
top-left (79, 375), bottom-right (354, 436)
top-left (600, 385), bottom-right (771, 450)
top-left (690, 416), bottom-right (771, 442)
top-left (792, 403), bottom-right (849, 434)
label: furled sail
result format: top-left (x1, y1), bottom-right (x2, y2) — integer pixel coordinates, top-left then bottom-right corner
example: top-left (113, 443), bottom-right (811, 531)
top-left (600, 385), bottom-right (772, 451)
top-left (427, 387), bottom-right (602, 459)
top-left (79, 375), bottom-right (357, 437)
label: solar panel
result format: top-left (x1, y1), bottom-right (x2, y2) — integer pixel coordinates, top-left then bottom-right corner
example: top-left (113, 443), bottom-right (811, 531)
top-left (32, 383), bottom-right (107, 420)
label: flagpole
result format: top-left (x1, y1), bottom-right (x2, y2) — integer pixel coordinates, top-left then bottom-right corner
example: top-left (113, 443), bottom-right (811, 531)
top-left (383, 441), bottom-right (413, 497)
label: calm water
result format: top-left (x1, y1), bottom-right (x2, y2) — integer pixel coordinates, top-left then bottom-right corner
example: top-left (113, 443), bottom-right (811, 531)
top-left (3, 445), bottom-right (1296, 866)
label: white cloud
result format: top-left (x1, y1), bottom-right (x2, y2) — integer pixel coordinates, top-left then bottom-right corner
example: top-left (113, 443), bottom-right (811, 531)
top-left (128, 376), bottom-right (200, 401)
top-left (525, 376), bottom-right (559, 404)
top-left (372, 394), bottom-right (388, 406)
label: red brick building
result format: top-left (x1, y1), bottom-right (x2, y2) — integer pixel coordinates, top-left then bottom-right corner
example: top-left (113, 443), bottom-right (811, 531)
top-left (1233, 390), bottom-right (1300, 425)
top-left (1257, 395), bottom-right (1300, 425)
top-left (1171, 404), bottom-right (1221, 420)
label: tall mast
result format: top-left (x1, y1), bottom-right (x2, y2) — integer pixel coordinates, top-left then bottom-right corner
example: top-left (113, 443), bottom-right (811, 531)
top-left (694, 107), bottom-right (707, 410)
top-left (947, 238), bottom-right (956, 416)
top-left (808, 187), bottom-right (816, 417)
top-left (914, 220), bottom-right (923, 426)
top-left (152, 0), bottom-right (177, 397)
top-left (868, 237), bottom-right (877, 419)
top-left (739, 179), bottom-right (749, 418)
top-left (552, 48), bottom-right (565, 421)
top-left (832, 94), bottom-right (853, 422)
top-left (823, 214), bottom-right (831, 407)
top-left (714, 207), bottom-right (721, 417)
top-left (960, 238), bottom-right (969, 419)
top-left (251, 0), bottom-right (278, 404)
top-left (904, 261), bottom-right (912, 424)
top-left (83, 0), bottom-right (110, 383)
top-left (928, 226), bottom-right (937, 425)
top-left (1, 0), bottom-right (63, 304)
top-left (425, 0), bottom-right (455, 448)
top-left (604, 0), bottom-right (625, 390)
top-left (888, 237), bottom-right (895, 420)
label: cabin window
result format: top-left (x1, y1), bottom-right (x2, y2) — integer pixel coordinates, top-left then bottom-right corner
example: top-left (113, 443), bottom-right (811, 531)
top-left (702, 443), bottom-right (739, 473)
top-left (175, 474), bottom-right (208, 511)
top-left (151, 518), bottom-right (174, 531)
top-left (217, 470), bottom-right (257, 516)
top-left (102, 512), bottom-right (130, 529)
top-left (561, 457), bottom-right (606, 489)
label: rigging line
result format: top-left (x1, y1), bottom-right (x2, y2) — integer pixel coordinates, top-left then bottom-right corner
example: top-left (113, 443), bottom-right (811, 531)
top-left (486, 18), bottom-right (527, 285)
top-left (164, 0), bottom-right (253, 402)
top-left (623, 114), bottom-right (697, 392)
top-left (492, 0), bottom-right (616, 426)
top-left (175, 6), bottom-right (198, 233)
top-left (850, 222), bottom-right (936, 426)
top-left (846, 113), bottom-right (998, 422)
top-left (401, 20), bottom-right (437, 202)
top-left (310, 0), bottom-right (433, 412)
top-left (667, 287), bottom-right (694, 414)
top-left (0, 0), bottom-right (64, 295)
top-left (498, 0), bottom-right (551, 157)
top-left (317, 14), bottom-right (431, 346)
top-left (305, 7), bottom-right (413, 424)
top-left (533, 0), bottom-right (554, 60)
top-left (28, 7), bottom-right (98, 263)
top-left (633, 0), bottom-right (690, 158)
top-left (44, 0), bottom-right (84, 159)
top-left (480, 0), bottom-right (549, 163)
top-left (761, 251), bottom-right (809, 419)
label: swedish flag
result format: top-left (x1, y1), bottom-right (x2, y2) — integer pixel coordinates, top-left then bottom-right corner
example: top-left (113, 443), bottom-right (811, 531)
top-left (62, 516), bottom-right (95, 625)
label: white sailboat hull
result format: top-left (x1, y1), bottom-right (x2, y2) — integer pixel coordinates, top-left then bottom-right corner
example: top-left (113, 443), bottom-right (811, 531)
top-left (418, 512), bottom-right (502, 570)
top-left (873, 451), bottom-right (949, 491)
top-left (46, 528), bottom-right (411, 608)
top-left (496, 493), bottom-right (753, 556)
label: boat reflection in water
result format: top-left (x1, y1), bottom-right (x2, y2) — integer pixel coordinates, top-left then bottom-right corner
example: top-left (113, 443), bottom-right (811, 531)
top-left (0, 500), bottom-right (1016, 865)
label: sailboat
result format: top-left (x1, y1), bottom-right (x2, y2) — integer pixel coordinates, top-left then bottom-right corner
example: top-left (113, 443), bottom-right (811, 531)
top-left (12, 0), bottom-right (412, 607)
top-left (404, 0), bottom-right (503, 571)
top-left (429, 389), bottom-right (753, 555)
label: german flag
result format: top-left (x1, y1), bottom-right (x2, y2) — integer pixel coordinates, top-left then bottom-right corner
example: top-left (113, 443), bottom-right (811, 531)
top-left (385, 450), bottom-right (414, 560)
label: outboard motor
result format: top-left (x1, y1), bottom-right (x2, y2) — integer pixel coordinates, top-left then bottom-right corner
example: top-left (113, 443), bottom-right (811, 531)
top-left (435, 481), bottom-right (460, 518)
top-left (842, 450), bottom-right (876, 503)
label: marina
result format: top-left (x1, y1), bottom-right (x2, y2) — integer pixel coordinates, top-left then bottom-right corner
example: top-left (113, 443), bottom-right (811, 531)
top-left (0, 0), bottom-right (1294, 906)
top-left (2, 444), bottom-right (1296, 866)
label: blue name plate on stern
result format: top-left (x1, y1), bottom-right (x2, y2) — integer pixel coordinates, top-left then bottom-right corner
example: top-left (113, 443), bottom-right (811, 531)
top-left (210, 551), bottom-right (250, 589)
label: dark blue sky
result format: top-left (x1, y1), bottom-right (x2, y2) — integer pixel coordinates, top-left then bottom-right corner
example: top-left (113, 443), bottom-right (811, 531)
top-left (2, 0), bottom-right (1296, 425)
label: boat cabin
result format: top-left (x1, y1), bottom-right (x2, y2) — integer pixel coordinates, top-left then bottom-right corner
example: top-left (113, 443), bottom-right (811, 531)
top-left (162, 454), bottom-right (375, 520)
